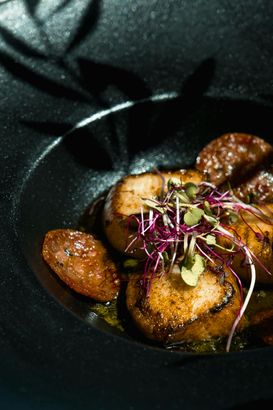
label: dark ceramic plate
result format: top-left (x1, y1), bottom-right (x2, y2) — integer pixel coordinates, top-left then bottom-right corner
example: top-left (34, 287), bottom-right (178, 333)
top-left (1, 1), bottom-right (273, 408)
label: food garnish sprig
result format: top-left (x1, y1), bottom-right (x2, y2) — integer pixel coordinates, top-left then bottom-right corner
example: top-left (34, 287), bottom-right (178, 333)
top-left (126, 178), bottom-right (273, 352)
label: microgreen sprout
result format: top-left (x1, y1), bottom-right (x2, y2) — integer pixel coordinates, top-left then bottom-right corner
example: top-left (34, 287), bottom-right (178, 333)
top-left (127, 178), bottom-right (273, 351)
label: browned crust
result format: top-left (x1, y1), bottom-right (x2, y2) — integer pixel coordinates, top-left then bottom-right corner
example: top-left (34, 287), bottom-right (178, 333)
top-left (222, 204), bottom-right (273, 284)
top-left (42, 229), bottom-right (120, 302)
top-left (126, 270), bottom-right (245, 344)
top-left (196, 133), bottom-right (273, 186)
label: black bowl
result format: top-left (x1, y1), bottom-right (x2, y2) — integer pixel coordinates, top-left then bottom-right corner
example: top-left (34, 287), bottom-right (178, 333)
top-left (1, 1), bottom-right (273, 408)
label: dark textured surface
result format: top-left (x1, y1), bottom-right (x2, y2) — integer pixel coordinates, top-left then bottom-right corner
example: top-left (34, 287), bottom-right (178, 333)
top-left (1, 0), bottom-right (273, 409)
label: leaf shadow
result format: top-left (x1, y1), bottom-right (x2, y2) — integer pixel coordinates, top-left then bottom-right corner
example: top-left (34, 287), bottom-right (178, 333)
top-left (77, 57), bottom-right (151, 101)
top-left (63, 126), bottom-right (113, 170)
top-left (21, 120), bottom-right (73, 136)
top-left (76, 57), bottom-right (152, 162)
top-left (0, 50), bottom-right (89, 102)
top-left (0, 25), bottom-right (46, 60)
top-left (44, 0), bottom-right (72, 21)
top-left (22, 120), bottom-right (113, 170)
top-left (24, 0), bottom-right (40, 18)
top-left (66, 0), bottom-right (101, 53)
top-left (126, 58), bottom-right (216, 158)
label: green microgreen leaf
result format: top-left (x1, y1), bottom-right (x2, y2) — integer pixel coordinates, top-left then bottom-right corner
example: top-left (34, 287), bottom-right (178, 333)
top-left (162, 251), bottom-right (169, 263)
top-left (176, 191), bottom-right (190, 203)
top-left (181, 267), bottom-right (199, 286)
top-left (205, 234), bottom-right (216, 245)
top-left (227, 211), bottom-right (239, 224)
top-left (204, 214), bottom-right (218, 226)
top-left (245, 192), bottom-right (255, 204)
top-left (204, 200), bottom-right (213, 216)
top-left (167, 178), bottom-right (181, 190)
top-left (180, 253), bottom-right (205, 286)
top-left (144, 198), bottom-right (164, 214)
top-left (123, 258), bottom-right (139, 269)
top-left (192, 253), bottom-right (206, 275)
top-left (184, 208), bottom-right (204, 226)
top-left (184, 182), bottom-right (197, 199)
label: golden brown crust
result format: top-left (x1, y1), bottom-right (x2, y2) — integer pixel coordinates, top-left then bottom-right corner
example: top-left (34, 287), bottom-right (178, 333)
top-left (42, 229), bottom-right (120, 302)
top-left (227, 204), bottom-right (273, 284)
top-left (126, 269), bottom-right (244, 344)
top-left (233, 165), bottom-right (273, 203)
top-left (196, 133), bottom-right (273, 185)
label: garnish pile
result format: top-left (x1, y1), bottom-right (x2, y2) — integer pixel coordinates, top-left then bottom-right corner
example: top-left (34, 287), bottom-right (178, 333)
top-left (126, 178), bottom-right (272, 351)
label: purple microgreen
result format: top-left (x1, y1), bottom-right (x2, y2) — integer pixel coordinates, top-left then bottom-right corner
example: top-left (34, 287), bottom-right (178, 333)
top-left (176, 195), bottom-right (180, 231)
top-left (195, 242), bottom-right (215, 265)
top-left (124, 178), bottom-right (273, 351)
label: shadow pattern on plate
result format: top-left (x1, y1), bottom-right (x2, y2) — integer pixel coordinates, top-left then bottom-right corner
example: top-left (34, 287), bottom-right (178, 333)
top-left (0, 0), bottom-right (151, 105)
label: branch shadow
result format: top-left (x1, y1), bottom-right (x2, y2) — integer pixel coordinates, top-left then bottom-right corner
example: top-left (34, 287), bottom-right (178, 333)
top-left (125, 58), bottom-right (216, 159)
top-left (0, 25), bottom-right (46, 59)
top-left (77, 57), bottom-right (151, 101)
top-left (66, 0), bottom-right (101, 52)
top-left (0, 50), bottom-right (89, 102)
top-left (62, 127), bottom-right (113, 170)
top-left (24, 0), bottom-right (40, 18)
top-left (22, 120), bottom-right (113, 170)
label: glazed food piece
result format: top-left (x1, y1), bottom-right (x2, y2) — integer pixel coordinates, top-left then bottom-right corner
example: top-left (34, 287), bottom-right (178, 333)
top-left (103, 169), bottom-right (203, 257)
top-left (195, 133), bottom-right (273, 202)
top-left (234, 165), bottom-right (273, 203)
top-left (126, 269), bottom-right (244, 344)
top-left (223, 204), bottom-right (273, 284)
top-left (42, 229), bottom-right (120, 302)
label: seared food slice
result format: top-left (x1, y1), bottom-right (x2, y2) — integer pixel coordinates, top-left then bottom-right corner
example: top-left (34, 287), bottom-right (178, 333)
top-left (234, 165), bottom-right (273, 203)
top-left (227, 204), bottom-right (273, 284)
top-left (126, 269), bottom-right (243, 344)
top-left (195, 133), bottom-right (273, 202)
top-left (42, 229), bottom-right (120, 302)
top-left (103, 169), bottom-right (203, 256)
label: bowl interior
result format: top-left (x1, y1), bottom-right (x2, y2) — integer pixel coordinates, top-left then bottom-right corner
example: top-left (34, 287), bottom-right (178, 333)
top-left (17, 92), bottom-right (273, 348)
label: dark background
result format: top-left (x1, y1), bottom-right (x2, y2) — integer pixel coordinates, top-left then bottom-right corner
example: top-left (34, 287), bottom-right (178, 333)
top-left (1, 1), bottom-right (273, 409)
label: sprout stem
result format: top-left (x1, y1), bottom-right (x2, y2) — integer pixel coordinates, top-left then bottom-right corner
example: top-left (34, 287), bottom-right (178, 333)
top-left (226, 247), bottom-right (256, 352)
